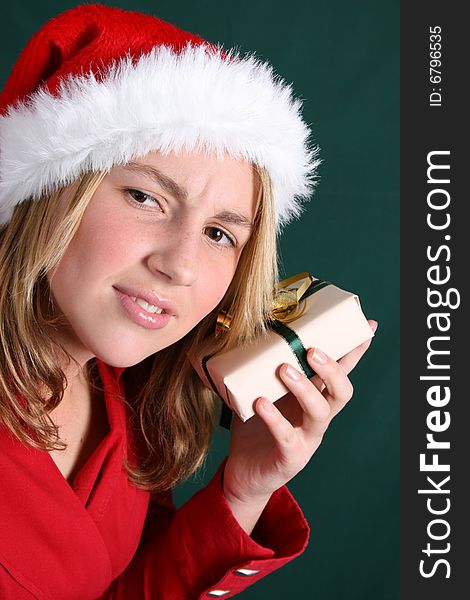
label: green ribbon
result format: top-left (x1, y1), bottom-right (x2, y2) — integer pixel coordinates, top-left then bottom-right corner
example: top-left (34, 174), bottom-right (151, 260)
top-left (269, 320), bottom-right (315, 378)
top-left (269, 278), bottom-right (330, 379)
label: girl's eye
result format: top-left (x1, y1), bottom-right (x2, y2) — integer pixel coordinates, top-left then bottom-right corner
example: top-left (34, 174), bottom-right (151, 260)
top-left (126, 188), bottom-right (162, 210)
top-left (204, 226), bottom-right (235, 247)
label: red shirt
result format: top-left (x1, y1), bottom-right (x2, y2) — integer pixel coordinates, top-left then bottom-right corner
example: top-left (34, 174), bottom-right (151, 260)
top-left (0, 360), bottom-right (310, 599)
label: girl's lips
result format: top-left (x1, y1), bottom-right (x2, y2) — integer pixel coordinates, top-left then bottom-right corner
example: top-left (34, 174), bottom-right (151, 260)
top-left (113, 285), bottom-right (177, 316)
top-left (114, 288), bottom-right (172, 330)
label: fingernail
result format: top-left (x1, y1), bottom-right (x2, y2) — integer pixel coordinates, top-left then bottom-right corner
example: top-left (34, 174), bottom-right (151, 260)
top-left (311, 348), bottom-right (327, 365)
top-left (370, 320), bottom-right (379, 333)
top-left (262, 397), bottom-right (274, 412)
top-left (285, 364), bottom-right (301, 381)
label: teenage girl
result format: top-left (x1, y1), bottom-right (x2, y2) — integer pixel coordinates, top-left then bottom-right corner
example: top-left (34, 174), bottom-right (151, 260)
top-left (0, 5), bottom-right (377, 599)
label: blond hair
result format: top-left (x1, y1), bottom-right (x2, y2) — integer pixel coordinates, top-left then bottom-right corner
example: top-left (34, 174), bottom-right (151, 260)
top-left (0, 166), bottom-right (277, 491)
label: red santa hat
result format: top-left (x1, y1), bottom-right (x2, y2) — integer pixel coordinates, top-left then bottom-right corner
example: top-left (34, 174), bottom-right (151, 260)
top-left (0, 4), bottom-right (319, 227)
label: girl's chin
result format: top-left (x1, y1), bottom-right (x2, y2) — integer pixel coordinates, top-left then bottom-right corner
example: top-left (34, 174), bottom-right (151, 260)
top-left (89, 335), bottom-right (181, 368)
top-left (92, 346), bottom-right (161, 369)
top-left (70, 322), bottom-right (192, 368)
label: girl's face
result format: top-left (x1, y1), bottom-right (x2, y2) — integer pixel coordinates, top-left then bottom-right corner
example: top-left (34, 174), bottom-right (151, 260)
top-left (48, 150), bottom-right (259, 367)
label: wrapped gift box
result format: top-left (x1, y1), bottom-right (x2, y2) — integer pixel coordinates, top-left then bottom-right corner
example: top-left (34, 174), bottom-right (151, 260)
top-left (191, 275), bottom-right (373, 423)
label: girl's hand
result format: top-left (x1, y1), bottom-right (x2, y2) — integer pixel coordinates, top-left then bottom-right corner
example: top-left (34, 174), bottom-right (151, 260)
top-left (223, 319), bottom-right (378, 505)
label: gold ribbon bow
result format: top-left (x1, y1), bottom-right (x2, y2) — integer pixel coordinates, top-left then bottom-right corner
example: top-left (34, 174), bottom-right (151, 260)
top-left (216, 271), bottom-right (314, 334)
top-left (271, 272), bottom-right (313, 323)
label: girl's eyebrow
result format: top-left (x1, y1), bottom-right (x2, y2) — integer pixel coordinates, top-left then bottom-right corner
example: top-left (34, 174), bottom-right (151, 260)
top-left (213, 210), bottom-right (253, 231)
top-left (122, 162), bottom-right (188, 202)
top-left (120, 162), bottom-right (253, 231)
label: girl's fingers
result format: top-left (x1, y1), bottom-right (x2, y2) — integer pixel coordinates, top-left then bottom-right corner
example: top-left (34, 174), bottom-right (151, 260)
top-left (306, 348), bottom-right (354, 417)
top-left (277, 364), bottom-right (332, 437)
top-left (255, 396), bottom-right (300, 449)
top-left (257, 319), bottom-right (378, 443)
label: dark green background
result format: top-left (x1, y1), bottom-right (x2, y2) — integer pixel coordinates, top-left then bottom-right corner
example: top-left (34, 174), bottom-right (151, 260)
top-left (1, 1), bottom-right (399, 598)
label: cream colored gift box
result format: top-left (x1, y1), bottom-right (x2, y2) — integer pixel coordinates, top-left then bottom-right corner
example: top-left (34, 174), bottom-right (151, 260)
top-left (191, 276), bottom-right (373, 422)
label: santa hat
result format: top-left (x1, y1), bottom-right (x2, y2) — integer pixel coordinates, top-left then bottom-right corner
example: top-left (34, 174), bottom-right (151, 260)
top-left (0, 4), bottom-right (319, 227)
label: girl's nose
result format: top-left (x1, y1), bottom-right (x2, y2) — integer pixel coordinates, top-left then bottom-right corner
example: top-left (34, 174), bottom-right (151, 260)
top-left (147, 228), bottom-right (199, 287)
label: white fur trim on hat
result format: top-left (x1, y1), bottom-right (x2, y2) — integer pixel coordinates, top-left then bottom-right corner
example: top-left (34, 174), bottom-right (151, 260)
top-left (0, 44), bottom-right (319, 227)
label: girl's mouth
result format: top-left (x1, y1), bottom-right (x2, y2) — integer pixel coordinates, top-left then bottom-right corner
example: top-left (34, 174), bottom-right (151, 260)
top-left (114, 289), bottom-right (172, 330)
